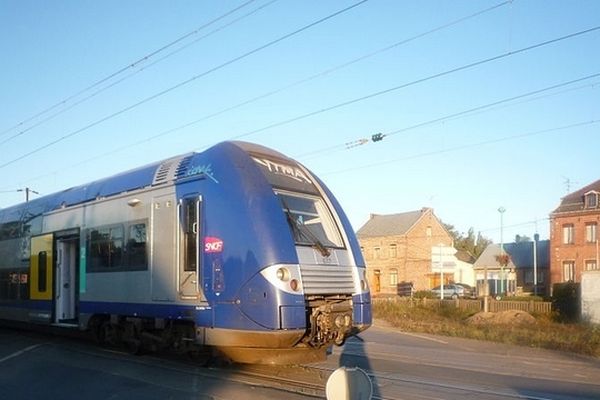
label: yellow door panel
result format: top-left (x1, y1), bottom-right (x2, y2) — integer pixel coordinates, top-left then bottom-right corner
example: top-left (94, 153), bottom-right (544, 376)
top-left (30, 234), bottom-right (53, 300)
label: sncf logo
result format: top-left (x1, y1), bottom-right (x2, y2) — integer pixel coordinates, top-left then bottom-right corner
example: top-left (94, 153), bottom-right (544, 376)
top-left (204, 237), bottom-right (224, 253)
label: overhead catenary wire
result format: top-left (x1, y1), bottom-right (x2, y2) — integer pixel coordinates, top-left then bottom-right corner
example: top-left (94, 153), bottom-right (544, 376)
top-left (0, 0), bottom-right (369, 171)
top-left (0, 0), bottom-right (261, 141)
top-left (221, 25), bottom-right (600, 144)
top-left (321, 119), bottom-right (600, 176)
top-left (297, 72), bottom-right (600, 159)
top-left (0, 0), bottom-right (279, 147)
top-left (53, 0), bottom-right (509, 159)
top-left (156, 0), bottom-right (513, 151)
top-left (2, 74), bottom-right (597, 193)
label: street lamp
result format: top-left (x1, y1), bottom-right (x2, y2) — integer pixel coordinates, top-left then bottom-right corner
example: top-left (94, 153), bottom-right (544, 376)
top-left (498, 206), bottom-right (506, 296)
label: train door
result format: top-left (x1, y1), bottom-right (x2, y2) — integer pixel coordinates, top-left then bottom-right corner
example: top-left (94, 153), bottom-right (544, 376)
top-left (55, 236), bottom-right (78, 324)
top-left (178, 195), bottom-right (203, 299)
top-left (30, 234), bottom-right (53, 302)
top-left (151, 193), bottom-right (176, 301)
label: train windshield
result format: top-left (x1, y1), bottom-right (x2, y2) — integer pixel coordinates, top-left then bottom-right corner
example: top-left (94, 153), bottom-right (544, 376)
top-left (276, 191), bottom-right (343, 250)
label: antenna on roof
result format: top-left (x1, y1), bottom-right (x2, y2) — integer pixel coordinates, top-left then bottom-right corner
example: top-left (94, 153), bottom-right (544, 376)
top-left (562, 177), bottom-right (578, 194)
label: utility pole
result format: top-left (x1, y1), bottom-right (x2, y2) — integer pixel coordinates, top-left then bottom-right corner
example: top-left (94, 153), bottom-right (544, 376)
top-left (533, 234), bottom-right (538, 296)
top-left (498, 206), bottom-right (506, 296)
top-left (17, 187), bottom-right (39, 202)
top-left (439, 244), bottom-right (444, 300)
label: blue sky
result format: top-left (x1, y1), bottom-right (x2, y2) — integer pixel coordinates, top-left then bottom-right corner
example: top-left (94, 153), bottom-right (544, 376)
top-left (1, 0), bottom-right (598, 243)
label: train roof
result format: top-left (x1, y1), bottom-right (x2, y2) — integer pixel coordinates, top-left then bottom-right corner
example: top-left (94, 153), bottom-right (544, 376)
top-left (0, 141), bottom-right (290, 222)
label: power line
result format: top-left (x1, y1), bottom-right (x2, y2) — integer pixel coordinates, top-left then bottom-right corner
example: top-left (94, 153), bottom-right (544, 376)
top-left (3, 73), bottom-right (597, 193)
top-left (0, 0), bottom-right (261, 142)
top-left (0, 0), bottom-right (368, 171)
top-left (478, 217), bottom-right (551, 234)
top-left (224, 25), bottom-right (600, 143)
top-left (0, 188), bottom-right (40, 202)
top-left (0, 0), bottom-right (514, 192)
top-left (322, 120), bottom-right (600, 176)
top-left (71, 0), bottom-right (509, 158)
top-left (298, 72), bottom-right (600, 159)
top-left (0, 1), bottom-right (279, 147)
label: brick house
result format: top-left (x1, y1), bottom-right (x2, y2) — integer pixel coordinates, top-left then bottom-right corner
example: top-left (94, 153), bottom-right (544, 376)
top-left (356, 208), bottom-right (453, 295)
top-left (549, 179), bottom-right (600, 286)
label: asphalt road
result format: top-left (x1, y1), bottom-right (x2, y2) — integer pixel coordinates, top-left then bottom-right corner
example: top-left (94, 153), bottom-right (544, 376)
top-left (1, 321), bottom-right (599, 400)
top-left (0, 327), bottom-right (308, 400)
top-left (321, 320), bottom-right (600, 400)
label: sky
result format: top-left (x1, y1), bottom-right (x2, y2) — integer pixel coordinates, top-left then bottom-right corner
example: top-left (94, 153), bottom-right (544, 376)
top-left (1, 0), bottom-right (599, 244)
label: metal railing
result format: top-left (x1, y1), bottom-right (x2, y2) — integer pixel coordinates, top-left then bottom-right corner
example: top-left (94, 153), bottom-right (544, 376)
top-left (373, 296), bottom-right (553, 314)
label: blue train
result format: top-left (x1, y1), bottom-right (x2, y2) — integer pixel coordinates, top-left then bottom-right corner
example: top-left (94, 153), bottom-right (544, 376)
top-left (0, 141), bottom-right (371, 363)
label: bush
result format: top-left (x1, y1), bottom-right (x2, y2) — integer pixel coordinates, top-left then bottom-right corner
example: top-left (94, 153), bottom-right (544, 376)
top-left (413, 290), bottom-right (436, 299)
top-left (552, 282), bottom-right (580, 322)
top-left (502, 296), bottom-right (545, 302)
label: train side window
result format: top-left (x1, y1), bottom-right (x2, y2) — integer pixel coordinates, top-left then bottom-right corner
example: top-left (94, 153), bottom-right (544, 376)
top-left (127, 223), bottom-right (147, 269)
top-left (38, 251), bottom-right (47, 292)
top-left (88, 225), bottom-right (124, 270)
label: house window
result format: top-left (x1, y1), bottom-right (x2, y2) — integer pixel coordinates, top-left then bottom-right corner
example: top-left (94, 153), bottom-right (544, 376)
top-left (525, 270), bottom-right (534, 284)
top-left (562, 261), bottom-right (575, 282)
top-left (389, 244), bottom-right (397, 258)
top-left (586, 192), bottom-right (598, 208)
top-left (562, 224), bottom-right (574, 244)
top-left (586, 260), bottom-right (598, 271)
top-left (537, 271), bottom-right (545, 284)
top-left (389, 268), bottom-right (398, 286)
top-left (586, 222), bottom-right (597, 243)
top-left (374, 247), bottom-right (381, 259)
top-left (426, 226), bottom-right (432, 237)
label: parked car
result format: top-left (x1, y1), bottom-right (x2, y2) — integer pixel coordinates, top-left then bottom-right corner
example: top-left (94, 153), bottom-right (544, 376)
top-left (430, 284), bottom-right (466, 299)
top-left (455, 283), bottom-right (476, 298)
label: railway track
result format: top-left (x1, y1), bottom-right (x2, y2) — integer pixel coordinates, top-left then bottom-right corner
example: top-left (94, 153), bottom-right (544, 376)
top-left (4, 326), bottom-right (595, 400)
top-left (56, 336), bottom-right (330, 398)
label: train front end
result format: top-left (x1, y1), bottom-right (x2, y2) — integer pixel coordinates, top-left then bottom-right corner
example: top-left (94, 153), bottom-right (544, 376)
top-left (194, 142), bottom-right (371, 364)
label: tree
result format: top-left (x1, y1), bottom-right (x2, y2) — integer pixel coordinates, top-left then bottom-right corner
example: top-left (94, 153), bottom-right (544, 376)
top-left (442, 223), bottom-right (492, 258)
top-left (514, 234), bottom-right (532, 243)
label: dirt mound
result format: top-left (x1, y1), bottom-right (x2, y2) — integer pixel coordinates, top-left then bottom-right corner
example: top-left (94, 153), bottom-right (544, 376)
top-left (466, 310), bottom-right (537, 326)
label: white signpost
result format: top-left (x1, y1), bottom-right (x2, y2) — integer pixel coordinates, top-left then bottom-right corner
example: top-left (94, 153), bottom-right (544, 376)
top-left (431, 245), bottom-right (457, 299)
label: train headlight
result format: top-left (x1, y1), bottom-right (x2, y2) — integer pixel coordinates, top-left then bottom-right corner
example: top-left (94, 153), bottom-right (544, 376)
top-left (261, 264), bottom-right (303, 295)
top-left (276, 267), bottom-right (290, 281)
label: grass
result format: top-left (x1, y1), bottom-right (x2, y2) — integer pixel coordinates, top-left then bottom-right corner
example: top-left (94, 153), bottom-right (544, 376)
top-left (372, 299), bottom-right (600, 357)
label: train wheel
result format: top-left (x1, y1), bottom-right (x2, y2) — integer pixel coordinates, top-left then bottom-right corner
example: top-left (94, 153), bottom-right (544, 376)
top-left (98, 321), bottom-right (119, 347)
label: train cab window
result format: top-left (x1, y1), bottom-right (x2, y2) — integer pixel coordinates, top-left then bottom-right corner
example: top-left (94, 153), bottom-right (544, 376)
top-left (276, 191), bottom-right (343, 249)
top-left (182, 198), bottom-right (198, 272)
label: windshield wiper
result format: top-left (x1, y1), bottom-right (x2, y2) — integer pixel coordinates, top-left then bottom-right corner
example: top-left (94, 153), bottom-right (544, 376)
top-left (281, 199), bottom-right (331, 258)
